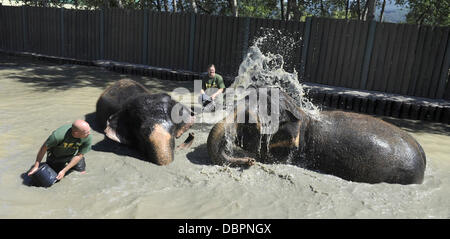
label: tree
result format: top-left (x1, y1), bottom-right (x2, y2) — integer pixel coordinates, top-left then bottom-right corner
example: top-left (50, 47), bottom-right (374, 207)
top-left (365, 0), bottom-right (375, 20)
top-left (229, 0), bottom-right (238, 17)
top-left (239, 0), bottom-right (279, 19)
top-left (178, 0), bottom-right (185, 11)
top-left (396, 0), bottom-right (450, 26)
top-left (190, 0), bottom-right (198, 13)
top-left (285, 0), bottom-right (301, 21)
top-left (345, 0), bottom-right (350, 19)
top-left (11, 0), bottom-right (448, 26)
top-left (379, 0), bottom-right (386, 21)
top-left (172, 0), bottom-right (177, 12)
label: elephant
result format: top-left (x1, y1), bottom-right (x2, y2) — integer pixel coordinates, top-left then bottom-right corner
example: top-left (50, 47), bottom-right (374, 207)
top-left (207, 89), bottom-right (426, 184)
top-left (96, 79), bottom-right (195, 165)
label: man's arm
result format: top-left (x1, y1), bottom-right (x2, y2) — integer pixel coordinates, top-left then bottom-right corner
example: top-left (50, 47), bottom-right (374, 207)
top-left (200, 75), bottom-right (207, 95)
top-left (210, 88), bottom-right (224, 100)
top-left (28, 142), bottom-right (47, 176)
top-left (56, 153), bottom-right (84, 180)
top-left (211, 76), bottom-right (225, 99)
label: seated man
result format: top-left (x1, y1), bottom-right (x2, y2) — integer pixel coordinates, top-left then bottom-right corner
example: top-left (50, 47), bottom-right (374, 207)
top-left (199, 64), bottom-right (225, 112)
top-left (28, 119), bottom-right (92, 180)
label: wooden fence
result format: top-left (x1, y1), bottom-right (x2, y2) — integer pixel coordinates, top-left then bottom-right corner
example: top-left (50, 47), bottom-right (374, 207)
top-left (305, 18), bottom-right (450, 100)
top-left (1, 6), bottom-right (449, 100)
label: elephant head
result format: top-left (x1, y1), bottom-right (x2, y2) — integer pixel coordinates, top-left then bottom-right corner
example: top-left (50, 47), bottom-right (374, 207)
top-left (104, 93), bottom-right (195, 165)
top-left (207, 88), bottom-right (309, 166)
top-left (95, 79), bottom-right (151, 130)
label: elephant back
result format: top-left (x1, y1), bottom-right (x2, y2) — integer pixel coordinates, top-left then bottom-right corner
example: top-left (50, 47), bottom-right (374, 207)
top-left (303, 111), bottom-right (426, 184)
top-left (96, 79), bottom-right (150, 130)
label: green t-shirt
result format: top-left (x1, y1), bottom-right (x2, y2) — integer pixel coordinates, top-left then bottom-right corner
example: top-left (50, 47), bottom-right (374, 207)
top-left (45, 124), bottom-right (92, 160)
top-left (203, 73), bottom-right (225, 90)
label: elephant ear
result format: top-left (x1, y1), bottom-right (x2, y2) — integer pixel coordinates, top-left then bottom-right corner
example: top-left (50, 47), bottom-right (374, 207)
top-left (278, 91), bottom-right (305, 122)
top-left (104, 111), bottom-right (132, 145)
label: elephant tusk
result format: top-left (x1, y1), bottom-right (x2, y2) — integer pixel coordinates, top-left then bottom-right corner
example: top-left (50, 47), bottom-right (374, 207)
top-left (177, 132), bottom-right (195, 149)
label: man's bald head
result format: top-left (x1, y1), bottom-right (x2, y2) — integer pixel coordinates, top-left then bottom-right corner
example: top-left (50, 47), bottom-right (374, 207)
top-left (72, 120), bottom-right (91, 138)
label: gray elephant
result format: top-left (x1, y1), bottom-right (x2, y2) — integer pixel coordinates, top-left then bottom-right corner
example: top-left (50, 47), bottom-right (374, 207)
top-left (96, 79), bottom-right (195, 165)
top-left (207, 89), bottom-right (426, 184)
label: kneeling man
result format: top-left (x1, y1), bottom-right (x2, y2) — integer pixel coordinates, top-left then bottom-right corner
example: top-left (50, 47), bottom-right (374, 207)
top-left (28, 119), bottom-right (92, 180)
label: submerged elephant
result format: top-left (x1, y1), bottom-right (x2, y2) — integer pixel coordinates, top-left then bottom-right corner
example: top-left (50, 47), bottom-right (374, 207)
top-left (96, 79), bottom-right (195, 165)
top-left (207, 89), bottom-right (426, 184)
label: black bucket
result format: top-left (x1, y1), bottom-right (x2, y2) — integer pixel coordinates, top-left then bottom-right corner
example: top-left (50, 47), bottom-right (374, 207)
top-left (32, 164), bottom-right (58, 187)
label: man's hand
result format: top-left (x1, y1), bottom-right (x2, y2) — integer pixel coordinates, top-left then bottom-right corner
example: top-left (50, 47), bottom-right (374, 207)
top-left (199, 93), bottom-right (212, 107)
top-left (56, 154), bottom-right (83, 180)
top-left (27, 165), bottom-right (39, 176)
top-left (211, 88), bottom-right (224, 100)
top-left (56, 170), bottom-right (66, 180)
top-left (28, 143), bottom-right (47, 176)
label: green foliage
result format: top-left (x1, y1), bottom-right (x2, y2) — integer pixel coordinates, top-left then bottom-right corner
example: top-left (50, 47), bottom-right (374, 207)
top-left (396, 0), bottom-right (449, 26)
top-left (239, 0), bottom-right (279, 19)
top-left (6, 0), bottom-right (449, 26)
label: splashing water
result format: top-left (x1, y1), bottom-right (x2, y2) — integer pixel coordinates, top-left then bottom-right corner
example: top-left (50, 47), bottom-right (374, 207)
top-left (222, 30), bottom-right (321, 159)
top-left (230, 30), bottom-right (320, 120)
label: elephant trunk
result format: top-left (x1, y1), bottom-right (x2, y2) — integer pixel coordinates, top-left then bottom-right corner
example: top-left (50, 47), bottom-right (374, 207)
top-left (146, 124), bottom-right (174, 165)
top-left (207, 120), bottom-right (255, 166)
top-left (207, 120), bottom-right (228, 165)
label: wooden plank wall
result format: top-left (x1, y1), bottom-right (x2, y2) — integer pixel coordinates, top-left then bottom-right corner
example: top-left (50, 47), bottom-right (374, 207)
top-left (0, 6), bottom-right (449, 100)
top-left (146, 12), bottom-right (190, 70)
top-left (104, 8), bottom-right (142, 63)
top-left (63, 8), bottom-right (100, 60)
top-left (305, 18), bottom-right (370, 89)
top-left (0, 6), bottom-right (25, 51)
top-left (303, 17), bottom-right (450, 100)
top-left (26, 7), bottom-right (61, 56)
top-left (366, 23), bottom-right (450, 99)
top-left (191, 14), bottom-right (247, 75)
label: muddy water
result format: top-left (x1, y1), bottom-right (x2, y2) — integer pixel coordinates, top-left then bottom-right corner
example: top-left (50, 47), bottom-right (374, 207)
top-left (0, 55), bottom-right (449, 218)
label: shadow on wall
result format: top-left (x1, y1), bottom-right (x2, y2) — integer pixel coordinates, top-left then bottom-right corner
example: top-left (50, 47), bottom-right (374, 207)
top-left (0, 53), bottom-right (196, 92)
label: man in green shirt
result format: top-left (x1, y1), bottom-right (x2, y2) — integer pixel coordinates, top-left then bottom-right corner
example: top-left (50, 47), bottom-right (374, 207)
top-left (200, 64), bottom-right (225, 111)
top-left (28, 120), bottom-right (92, 180)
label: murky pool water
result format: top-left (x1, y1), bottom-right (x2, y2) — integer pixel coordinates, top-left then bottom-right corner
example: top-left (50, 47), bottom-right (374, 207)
top-left (0, 54), bottom-right (449, 218)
